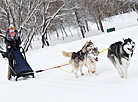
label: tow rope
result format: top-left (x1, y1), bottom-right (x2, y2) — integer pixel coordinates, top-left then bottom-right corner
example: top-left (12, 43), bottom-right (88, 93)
top-left (99, 48), bottom-right (109, 54)
top-left (35, 63), bottom-right (70, 73)
top-left (59, 67), bottom-right (72, 73)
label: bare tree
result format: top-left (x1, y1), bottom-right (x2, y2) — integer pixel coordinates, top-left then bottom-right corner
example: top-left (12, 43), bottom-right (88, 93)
top-left (0, 0), bottom-right (136, 50)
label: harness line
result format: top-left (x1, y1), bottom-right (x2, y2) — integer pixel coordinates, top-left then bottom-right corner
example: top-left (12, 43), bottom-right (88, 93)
top-left (58, 61), bottom-right (72, 73)
top-left (59, 67), bottom-right (72, 73)
top-left (35, 63), bottom-right (71, 73)
top-left (99, 48), bottom-right (109, 54)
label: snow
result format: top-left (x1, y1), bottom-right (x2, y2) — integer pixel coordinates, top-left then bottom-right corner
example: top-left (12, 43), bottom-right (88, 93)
top-left (0, 11), bottom-right (138, 102)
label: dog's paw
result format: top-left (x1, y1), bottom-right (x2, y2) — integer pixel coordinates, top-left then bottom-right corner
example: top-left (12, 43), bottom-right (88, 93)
top-left (121, 75), bottom-right (128, 78)
top-left (81, 73), bottom-right (85, 76)
top-left (92, 71), bottom-right (96, 73)
top-left (75, 76), bottom-right (79, 78)
top-left (121, 76), bottom-right (124, 78)
top-left (75, 74), bottom-right (79, 78)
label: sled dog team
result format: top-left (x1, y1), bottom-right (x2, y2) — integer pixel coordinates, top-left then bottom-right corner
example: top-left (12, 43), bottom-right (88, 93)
top-left (62, 38), bottom-right (136, 78)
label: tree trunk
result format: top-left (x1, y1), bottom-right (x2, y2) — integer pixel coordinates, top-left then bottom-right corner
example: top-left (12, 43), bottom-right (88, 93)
top-left (60, 27), bottom-right (64, 40)
top-left (25, 33), bottom-right (34, 52)
top-left (48, 31), bottom-right (51, 40)
top-left (42, 34), bottom-right (50, 48)
top-left (68, 27), bottom-right (73, 37)
top-left (74, 11), bottom-right (85, 38)
top-left (96, 21), bottom-right (100, 30)
top-left (98, 18), bottom-right (104, 32)
top-left (97, 4), bottom-right (104, 32)
top-left (82, 26), bottom-right (86, 33)
top-left (55, 29), bottom-right (59, 40)
top-left (46, 40), bottom-right (50, 46)
top-left (23, 32), bottom-right (31, 49)
top-left (42, 34), bottom-right (46, 48)
top-left (80, 26), bottom-right (85, 38)
top-left (85, 20), bottom-right (89, 32)
top-left (61, 25), bottom-right (68, 37)
top-left (9, 6), bottom-right (16, 27)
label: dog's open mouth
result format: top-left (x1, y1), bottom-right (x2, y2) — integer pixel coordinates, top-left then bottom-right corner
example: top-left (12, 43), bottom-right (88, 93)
top-left (95, 58), bottom-right (98, 62)
top-left (128, 48), bottom-right (133, 52)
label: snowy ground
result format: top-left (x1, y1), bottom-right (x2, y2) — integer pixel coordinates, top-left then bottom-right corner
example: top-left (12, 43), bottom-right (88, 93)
top-left (0, 12), bottom-right (138, 102)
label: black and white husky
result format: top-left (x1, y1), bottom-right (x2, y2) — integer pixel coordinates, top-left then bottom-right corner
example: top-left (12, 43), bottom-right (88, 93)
top-left (86, 47), bottom-right (99, 75)
top-left (107, 38), bottom-right (135, 78)
top-left (62, 40), bottom-right (95, 78)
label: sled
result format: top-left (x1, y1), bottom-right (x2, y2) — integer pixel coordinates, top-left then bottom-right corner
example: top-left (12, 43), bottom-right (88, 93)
top-left (10, 49), bottom-right (34, 81)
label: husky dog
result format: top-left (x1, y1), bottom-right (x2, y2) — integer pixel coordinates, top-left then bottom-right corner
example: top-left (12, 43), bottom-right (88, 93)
top-left (62, 40), bottom-right (94, 78)
top-left (107, 38), bottom-right (135, 78)
top-left (86, 47), bottom-right (99, 75)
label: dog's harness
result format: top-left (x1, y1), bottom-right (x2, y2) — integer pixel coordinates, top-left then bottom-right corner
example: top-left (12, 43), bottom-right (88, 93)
top-left (76, 53), bottom-right (83, 61)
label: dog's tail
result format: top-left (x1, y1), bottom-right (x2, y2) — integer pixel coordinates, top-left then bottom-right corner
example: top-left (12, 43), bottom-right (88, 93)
top-left (62, 51), bottom-right (73, 58)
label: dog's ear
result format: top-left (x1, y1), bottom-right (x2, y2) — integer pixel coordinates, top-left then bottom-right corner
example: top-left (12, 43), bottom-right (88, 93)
top-left (96, 47), bottom-right (100, 54)
top-left (122, 38), bottom-right (125, 43)
top-left (86, 41), bottom-right (89, 44)
top-left (82, 41), bottom-right (89, 53)
top-left (84, 41), bottom-right (89, 47)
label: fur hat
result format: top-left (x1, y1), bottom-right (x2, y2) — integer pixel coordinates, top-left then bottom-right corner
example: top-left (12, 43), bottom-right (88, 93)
top-left (9, 29), bottom-right (15, 36)
top-left (9, 24), bottom-right (15, 30)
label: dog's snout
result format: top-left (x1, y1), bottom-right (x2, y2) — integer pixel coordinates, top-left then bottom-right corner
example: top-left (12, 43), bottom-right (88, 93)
top-left (132, 46), bottom-right (134, 48)
top-left (95, 57), bottom-right (98, 62)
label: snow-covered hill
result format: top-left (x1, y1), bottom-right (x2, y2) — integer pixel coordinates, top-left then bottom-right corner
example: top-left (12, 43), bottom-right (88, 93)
top-left (0, 12), bottom-right (138, 102)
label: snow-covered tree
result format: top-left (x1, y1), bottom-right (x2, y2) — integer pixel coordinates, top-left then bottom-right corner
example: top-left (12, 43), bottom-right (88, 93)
top-left (0, 0), bottom-right (136, 50)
